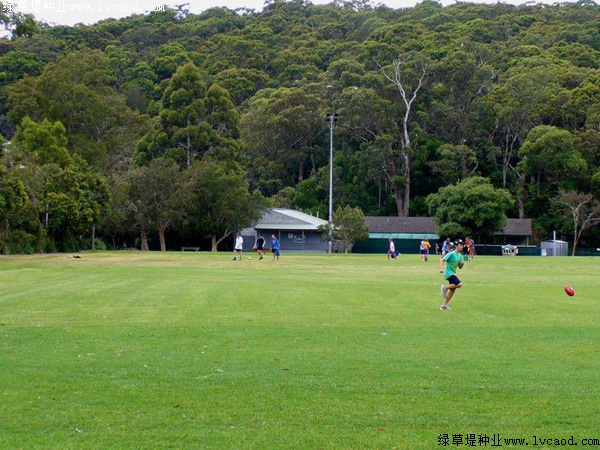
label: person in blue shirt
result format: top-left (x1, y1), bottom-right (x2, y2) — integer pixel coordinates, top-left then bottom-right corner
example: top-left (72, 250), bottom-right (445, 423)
top-left (270, 234), bottom-right (280, 261)
top-left (441, 237), bottom-right (451, 255)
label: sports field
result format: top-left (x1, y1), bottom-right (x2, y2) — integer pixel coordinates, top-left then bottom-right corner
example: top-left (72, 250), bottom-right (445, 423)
top-left (1, 252), bottom-right (598, 449)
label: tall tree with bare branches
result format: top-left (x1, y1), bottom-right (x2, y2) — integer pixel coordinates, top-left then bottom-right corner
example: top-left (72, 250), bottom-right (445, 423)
top-left (378, 55), bottom-right (427, 216)
top-left (558, 191), bottom-right (600, 256)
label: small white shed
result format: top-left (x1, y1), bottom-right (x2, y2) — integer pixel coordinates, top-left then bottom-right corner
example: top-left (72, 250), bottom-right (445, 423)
top-left (541, 240), bottom-right (569, 256)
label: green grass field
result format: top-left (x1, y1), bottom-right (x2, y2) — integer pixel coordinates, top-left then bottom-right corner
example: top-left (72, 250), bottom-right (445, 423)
top-left (1, 252), bottom-right (598, 449)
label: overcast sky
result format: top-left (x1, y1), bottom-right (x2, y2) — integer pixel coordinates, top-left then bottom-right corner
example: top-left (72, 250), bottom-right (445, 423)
top-left (8, 0), bottom-right (559, 27)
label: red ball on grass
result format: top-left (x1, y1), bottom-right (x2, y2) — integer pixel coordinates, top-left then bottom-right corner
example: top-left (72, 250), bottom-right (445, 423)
top-left (564, 285), bottom-right (575, 297)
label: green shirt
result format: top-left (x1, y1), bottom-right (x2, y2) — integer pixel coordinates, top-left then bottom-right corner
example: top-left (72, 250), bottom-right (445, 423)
top-left (443, 250), bottom-right (463, 280)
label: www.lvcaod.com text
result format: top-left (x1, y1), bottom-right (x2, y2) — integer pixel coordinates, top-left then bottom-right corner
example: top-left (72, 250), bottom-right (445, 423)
top-left (437, 434), bottom-right (600, 447)
top-left (2, 1), bottom-right (165, 15)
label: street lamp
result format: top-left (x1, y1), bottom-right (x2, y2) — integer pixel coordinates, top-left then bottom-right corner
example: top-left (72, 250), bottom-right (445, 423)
top-left (325, 111), bottom-right (338, 254)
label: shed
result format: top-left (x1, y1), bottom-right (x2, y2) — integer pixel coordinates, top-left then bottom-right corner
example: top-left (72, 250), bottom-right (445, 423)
top-left (502, 244), bottom-right (518, 256)
top-left (541, 240), bottom-right (569, 256)
top-left (245, 208), bottom-right (328, 252)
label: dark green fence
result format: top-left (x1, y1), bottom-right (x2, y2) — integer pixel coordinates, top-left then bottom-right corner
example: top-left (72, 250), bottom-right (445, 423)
top-left (354, 240), bottom-right (600, 256)
top-left (354, 239), bottom-right (431, 255)
top-left (575, 248), bottom-right (600, 256)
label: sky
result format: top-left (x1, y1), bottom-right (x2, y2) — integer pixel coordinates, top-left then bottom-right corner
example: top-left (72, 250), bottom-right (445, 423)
top-left (6, 0), bottom-right (558, 27)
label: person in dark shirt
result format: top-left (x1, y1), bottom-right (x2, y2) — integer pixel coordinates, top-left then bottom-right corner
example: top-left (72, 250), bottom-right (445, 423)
top-left (256, 235), bottom-right (265, 260)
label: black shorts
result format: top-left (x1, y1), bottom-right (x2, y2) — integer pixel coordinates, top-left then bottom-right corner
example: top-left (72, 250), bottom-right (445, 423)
top-left (447, 275), bottom-right (461, 285)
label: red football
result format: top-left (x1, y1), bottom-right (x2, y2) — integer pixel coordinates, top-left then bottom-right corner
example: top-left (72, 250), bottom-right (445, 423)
top-left (564, 285), bottom-right (575, 297)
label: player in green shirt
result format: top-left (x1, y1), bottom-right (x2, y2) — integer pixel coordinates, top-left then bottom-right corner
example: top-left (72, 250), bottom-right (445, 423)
top-left (438, 239), bottom-right (465, 310)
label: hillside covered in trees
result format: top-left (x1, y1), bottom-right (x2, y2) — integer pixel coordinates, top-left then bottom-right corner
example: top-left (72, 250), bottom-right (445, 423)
top-left (0, 0), bottom-right (598, 252)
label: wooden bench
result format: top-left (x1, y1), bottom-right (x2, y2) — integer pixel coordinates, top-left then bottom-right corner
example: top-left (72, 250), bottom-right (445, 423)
top-left (181, 247), bottom-right (200, 252)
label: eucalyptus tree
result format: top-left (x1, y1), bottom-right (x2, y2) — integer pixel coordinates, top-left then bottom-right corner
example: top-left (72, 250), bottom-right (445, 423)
top-left (150, 43), bottom-right (192, 81)
top-left (145, 158), bottom-right (188, 251)
top-left (6, 49), bottom-right (147, 173)
top-left (0, 166), bottom-right (29, 254)
top-left (486, 56), bottom-right (573, 216)
top-left (430, 144), bottom-right (478, 185)
top-left (427, 48), bottom-right (495, 176)
top-left (117, 164), bottom-right (153, 251)
top-left (136, 62), bottom-right (241, 168)
top-left (211, 68), bottom-right (270, 107)
top-left (186, 160), bottom-right (265, 251)
top-left (241, 84), bottom-right (326, 195)
top-left (376, 52), bottom-right (428, 216)
top-left (336, 86), bottom-right (400, 213)
top-left (557, 190), bottom-right (600, 255)
top-left (518, 125), bottom-right (588, 220)
top-left (12, 117), bottom-right (110, 251)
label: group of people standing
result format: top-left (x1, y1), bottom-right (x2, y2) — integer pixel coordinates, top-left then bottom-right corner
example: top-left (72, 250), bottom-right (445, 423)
top-left (438, 236), bottom-right (475, 260)
top-left (233, 233), bottom-right (280, 261)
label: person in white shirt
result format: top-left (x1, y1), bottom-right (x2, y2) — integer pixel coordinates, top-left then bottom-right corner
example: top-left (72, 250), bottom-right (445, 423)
top-left (388, 239), bottom-right (397, 260)
top-left (233, 233), bottom-right (244, 260)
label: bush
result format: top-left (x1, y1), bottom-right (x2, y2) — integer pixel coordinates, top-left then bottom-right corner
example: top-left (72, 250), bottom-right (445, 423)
top-left (94, 239), bottom-right (108, 251)
top-left (45, 237), bottom-right (57, 253)
top-left (61, 235), bottom-right (81, 253)
top-left (81, 237), bottom-right (108, 251)
top-left (1, 230), bottom-right (37, 254)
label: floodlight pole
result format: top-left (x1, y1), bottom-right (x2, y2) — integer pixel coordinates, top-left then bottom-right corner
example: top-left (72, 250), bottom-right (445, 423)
top-left (326, 111), bottom-right (337, 254)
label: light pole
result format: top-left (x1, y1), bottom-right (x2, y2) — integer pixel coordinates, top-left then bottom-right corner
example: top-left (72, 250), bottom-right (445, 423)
top-left (325, 111), bottom-right (338, 254)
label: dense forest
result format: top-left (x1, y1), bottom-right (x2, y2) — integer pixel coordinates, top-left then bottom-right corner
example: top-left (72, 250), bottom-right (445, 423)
top-left (0, 0), bottom-right (598, 253)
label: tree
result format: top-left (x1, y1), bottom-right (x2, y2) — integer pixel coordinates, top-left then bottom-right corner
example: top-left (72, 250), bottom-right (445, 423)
top-left (487, 58), bottom-right (570, 217)
top-left (187, 160), bottom-right (265, 251)
top-left (120, 61), bottom-right (159, 113)
top-left (7, 49), bottom-right (147, 173)
top-left (0, 7), bottom-right (38, 38)
top-left (329, 205), bottom-right (368, 253)
top-left (13, 117), bottom-right (72, 168)
top-left (430, 143), bottom-right (478, 185)
top-left (143, 62), bottom-right (208, 167)
top-left (426, 177), bottom-right (513, 238)
top-left (337, 86), bottom-right (401, 215)
top-left (136, 62), bottom-right (241, 168)
top-left (518, 126), bottom-right (588, 221)
top-left (519, 126), bottom-right (587, 192)
top-left (558, 191), bottom-right (600, 256)
top-left (241, 85), bottom-right (326, 194)
top-left (378, 53), bottom-right (428, 216)
top-left (211, 68), bottom-right (270, 106)
top-left (204, 83), bottom-right (242, 161)
top-left (117, 165), bottom-right (153, 251)
top-left (146, 158), bottom-right (188, 251)
top-left (430, 49), bottom-right (494, 146)
top-left (150, 43), bottom-right (191, 80)
top-left (0, 166), bottom-right (29, 254)
top-left (11, 117), bottom-right (110, 251)
top-left (0, 50), bottom-right (43, 87)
